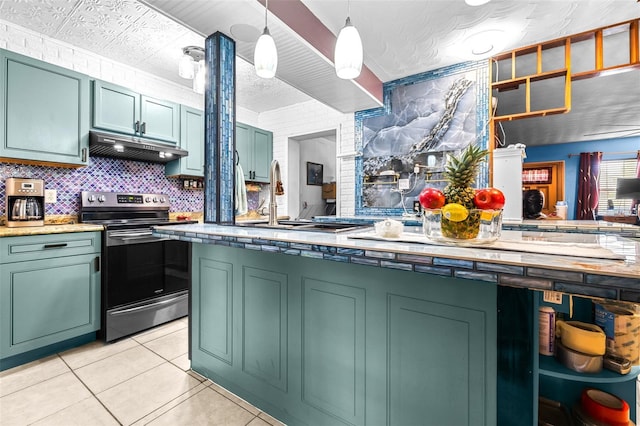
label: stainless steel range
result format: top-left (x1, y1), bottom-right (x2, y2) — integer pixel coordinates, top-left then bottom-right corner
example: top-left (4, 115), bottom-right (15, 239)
top-left (80, 191), bottom-right (195, 342)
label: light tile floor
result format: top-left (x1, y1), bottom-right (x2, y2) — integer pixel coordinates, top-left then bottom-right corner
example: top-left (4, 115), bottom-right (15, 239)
top-left (0, 318), bottom-right (285, 426)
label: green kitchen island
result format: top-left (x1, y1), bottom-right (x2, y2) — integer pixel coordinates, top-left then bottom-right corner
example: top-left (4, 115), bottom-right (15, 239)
top-left (153, 223), bottom-right (640, 426)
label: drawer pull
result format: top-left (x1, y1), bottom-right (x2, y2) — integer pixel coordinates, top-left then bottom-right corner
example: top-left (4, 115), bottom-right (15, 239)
top-left (43, 243), bottom-right (68, 249)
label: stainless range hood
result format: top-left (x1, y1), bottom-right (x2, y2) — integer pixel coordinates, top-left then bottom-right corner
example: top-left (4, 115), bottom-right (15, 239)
top-left (89, 131), bottom-right (188, 164)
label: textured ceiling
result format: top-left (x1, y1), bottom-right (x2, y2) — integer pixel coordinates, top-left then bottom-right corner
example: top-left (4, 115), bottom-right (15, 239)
top-left (1, 0), bottom-right (639, 146)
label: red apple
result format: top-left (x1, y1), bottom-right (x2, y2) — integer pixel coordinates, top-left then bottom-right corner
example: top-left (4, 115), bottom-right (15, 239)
top-left (419, 187), bottom-right (446, 209)
top-left (474, 188), bottom-right (505, 210)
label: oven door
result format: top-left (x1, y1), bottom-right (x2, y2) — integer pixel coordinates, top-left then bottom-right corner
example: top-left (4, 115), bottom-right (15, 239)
top-left (104, 228), bottom-right (190, 309)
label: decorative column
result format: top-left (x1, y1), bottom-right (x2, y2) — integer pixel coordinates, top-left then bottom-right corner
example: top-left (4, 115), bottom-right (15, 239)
top-left (203, 32), bottom-right (236, 224)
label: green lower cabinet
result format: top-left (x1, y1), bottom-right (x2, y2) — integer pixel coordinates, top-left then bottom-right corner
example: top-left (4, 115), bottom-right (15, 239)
top-left (0, 232), bottom-right (101, 370)
top-left (0, 253), bottom-right (100, 359)
top-left (191, 244), bottom-right (497, 425)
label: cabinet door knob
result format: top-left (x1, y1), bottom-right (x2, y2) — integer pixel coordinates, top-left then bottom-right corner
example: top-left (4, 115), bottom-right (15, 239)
top-left (141, 122), bottom-right (146, 134)
top-left (135, 121), bottom-right (140, 132)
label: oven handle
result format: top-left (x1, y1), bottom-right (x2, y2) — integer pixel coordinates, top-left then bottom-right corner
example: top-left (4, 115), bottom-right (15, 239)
top-left (111, 293), bottom-right (188, 315)
top-left (106, 232), bottom-right (171, 246)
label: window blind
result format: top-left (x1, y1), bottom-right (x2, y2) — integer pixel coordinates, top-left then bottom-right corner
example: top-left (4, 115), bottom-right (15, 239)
top-left (597, 158), bottom-right (637, 213)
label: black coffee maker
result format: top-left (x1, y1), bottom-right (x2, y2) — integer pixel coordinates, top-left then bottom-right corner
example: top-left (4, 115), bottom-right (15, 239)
top-left (523, 189), bottom-right (545, 219)
top-left (5, 177), bottom-right (45, 227)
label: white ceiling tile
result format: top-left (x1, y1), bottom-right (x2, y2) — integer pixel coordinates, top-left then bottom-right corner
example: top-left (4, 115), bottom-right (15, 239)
top-left (1, 0), bottom-right (638, 144)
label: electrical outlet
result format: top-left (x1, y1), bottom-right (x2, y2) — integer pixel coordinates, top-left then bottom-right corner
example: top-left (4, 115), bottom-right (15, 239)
top-left (398, 178), bottom-right (410, 190)
top-left (543, 290), bottom-right (563, 304)
top-left (44, 189), bottom-right (57, 203)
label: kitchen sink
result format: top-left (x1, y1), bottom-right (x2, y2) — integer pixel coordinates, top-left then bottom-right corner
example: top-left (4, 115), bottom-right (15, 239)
top-left (237, 220), bottom-right (370, 233)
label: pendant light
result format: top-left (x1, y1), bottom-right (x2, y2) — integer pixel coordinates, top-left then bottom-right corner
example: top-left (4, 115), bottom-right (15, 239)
top-left (254, 0), bottom-right (278, 78)
top-left (334, 0), bottom-right (363, 80)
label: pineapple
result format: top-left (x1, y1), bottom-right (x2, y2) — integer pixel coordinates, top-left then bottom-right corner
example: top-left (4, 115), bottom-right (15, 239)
top-left (441, 144), bottom-right (488, 239)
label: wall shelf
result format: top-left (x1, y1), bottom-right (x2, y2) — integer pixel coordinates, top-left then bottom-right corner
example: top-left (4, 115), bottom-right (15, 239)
top-left (490, 18), bottom-right (639, 124)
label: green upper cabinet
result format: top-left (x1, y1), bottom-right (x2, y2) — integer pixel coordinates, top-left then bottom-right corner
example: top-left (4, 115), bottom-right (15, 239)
top-left (166, 106), bottom-right (204, 177)
top-left (92, 80), bottom-right (180, 144)
top-left (236, 122), bottom-right (273, 183)
top-left (0, 49), bottom-right (90, 166)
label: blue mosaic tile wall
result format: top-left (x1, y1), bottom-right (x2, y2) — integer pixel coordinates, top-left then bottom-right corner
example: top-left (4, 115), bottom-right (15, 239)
top-left (0, 157), bottom-right (204, 217)
top-left (355, 60), bottom-right (490, 216)
top-left (204, 32), bottom-right (235, 224)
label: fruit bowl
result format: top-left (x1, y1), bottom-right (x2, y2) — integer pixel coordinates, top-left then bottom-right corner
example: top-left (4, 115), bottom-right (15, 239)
top-left (422, 208), bottom-right (503, 244)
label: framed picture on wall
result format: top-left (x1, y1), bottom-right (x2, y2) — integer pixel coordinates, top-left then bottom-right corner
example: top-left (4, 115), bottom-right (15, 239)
top-left (307, 162), bottom-right (323, 186)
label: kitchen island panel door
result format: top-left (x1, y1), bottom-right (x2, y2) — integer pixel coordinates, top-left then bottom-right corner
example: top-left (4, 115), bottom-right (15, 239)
top-left (301, 277), bottom-right (366, 426)
top-left (388, 294), bottom-right (489, 426)
top-left (195, 258), bottom-right (233, 365)
top-left (242, 266), bottom-right (288, 392)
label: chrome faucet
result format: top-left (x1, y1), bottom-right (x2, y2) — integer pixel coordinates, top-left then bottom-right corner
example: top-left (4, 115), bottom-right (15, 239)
top-left (268, 159), bottom-right (284, 226)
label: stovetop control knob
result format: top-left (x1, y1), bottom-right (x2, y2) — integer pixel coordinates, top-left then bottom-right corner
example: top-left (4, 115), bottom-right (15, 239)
top-left (97, 195), bottom-right (106, 203)
top-left (145, 197), bottom-right (151, 203)
top-left (160, 197), bottom-right (166, 203)
top-left (152, 197), bottom-right (158, 203)
top-left (87, 195), bottom-right (95, 203)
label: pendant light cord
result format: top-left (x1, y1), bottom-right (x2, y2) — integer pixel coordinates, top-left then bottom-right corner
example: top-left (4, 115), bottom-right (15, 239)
top-left (265, 0), bottom-right (269, 29)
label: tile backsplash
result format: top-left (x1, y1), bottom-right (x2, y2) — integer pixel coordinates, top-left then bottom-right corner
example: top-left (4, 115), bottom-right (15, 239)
top-left (0, 157), bottom-right (204, 218)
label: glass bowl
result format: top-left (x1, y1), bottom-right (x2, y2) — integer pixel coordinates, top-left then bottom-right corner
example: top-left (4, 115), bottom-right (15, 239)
top-left (422, 208), bottom-right (503, 245)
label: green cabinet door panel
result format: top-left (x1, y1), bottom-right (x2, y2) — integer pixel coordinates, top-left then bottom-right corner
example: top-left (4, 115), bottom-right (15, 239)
top-left (388, 294), bottom-right (488, 426)
top-left (0, 49), bottom-right (89, 166)
top-left (166, 106), bottom-right (204, 177)
top-left (196, 258), bottom-right (233, 365)
top-left (92, 80), bottom-right (179, 144)
top-left (0, 253), bottom-right (100, 358)
top-left (235, 122), bottom-right (273, 183)
top-left (252, 128), bottom-right (273, 182)
top-left (302, 278), bottom-right (365, 425)
top-left (191, 243), bottom-right (497, 426)
top-left (235, 122), bottom-right (252, 181)
top-left (140, 95), bottom-right (179, 143)
top-left (242, 266), bottom-right (288, 392)
top-left (92, 80), bottom-right (139, 135)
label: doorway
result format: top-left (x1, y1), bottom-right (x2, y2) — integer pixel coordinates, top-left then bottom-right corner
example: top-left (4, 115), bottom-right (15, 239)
top-left (288, 130), bottom-right (337, 219)
top-left (523, 161), bottom-right (565, 215)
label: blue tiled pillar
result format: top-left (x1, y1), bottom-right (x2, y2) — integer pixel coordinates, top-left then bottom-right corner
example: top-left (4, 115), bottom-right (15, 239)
top-left (204, 32), bottom-right (235, 224)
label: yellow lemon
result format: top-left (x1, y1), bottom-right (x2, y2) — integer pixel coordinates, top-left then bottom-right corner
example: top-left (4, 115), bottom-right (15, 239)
top-left (442, 203), bottom-right (469, 222)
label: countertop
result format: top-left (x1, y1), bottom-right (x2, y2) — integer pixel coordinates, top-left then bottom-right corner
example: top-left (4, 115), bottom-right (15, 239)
top-left (313, 216), bottom-right (640, 238)
top-left (0, 223), bottom-right (104, 237)
top-left (153, 223), bottom-right (640, 302)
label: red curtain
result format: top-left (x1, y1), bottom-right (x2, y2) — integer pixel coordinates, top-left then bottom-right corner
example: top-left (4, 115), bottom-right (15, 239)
top-left (576, 152), bottom-right (602, 220)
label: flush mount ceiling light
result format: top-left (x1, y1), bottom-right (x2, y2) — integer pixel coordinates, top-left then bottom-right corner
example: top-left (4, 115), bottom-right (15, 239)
top-left (193, 59), bottom-right (206, 94)
top-left (465, 29), bottom-right (505, 57)
top-left (465, 0), bottom-right (491, 5)
top-left (254, 0), bottom-right (278, 78)
top-left (334, 0), bottom-right (363, 80)
top-left (178, 46), bottom-right (205, 93)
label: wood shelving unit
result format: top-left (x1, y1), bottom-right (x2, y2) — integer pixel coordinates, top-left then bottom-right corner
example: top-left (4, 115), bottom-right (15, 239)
top-left (489, 18), bottom-right (640, 127)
